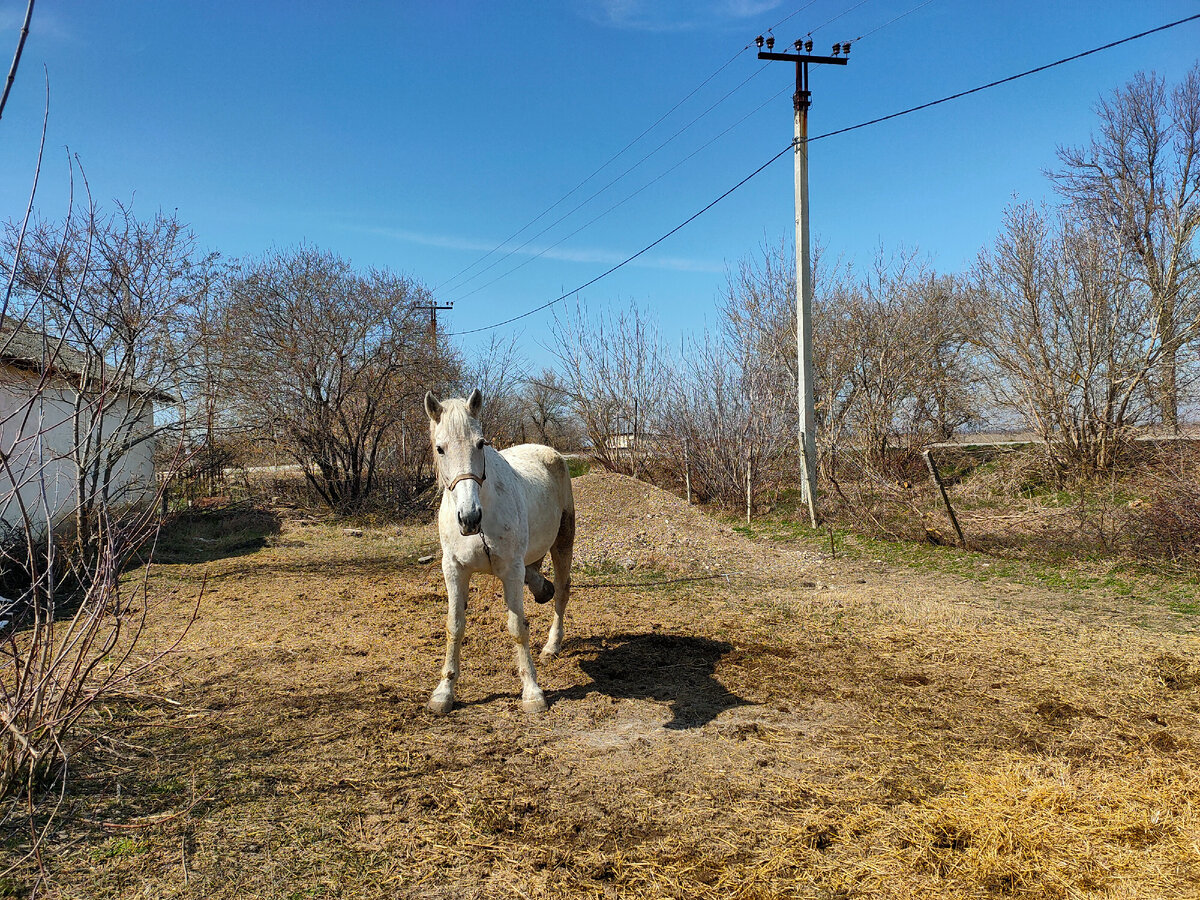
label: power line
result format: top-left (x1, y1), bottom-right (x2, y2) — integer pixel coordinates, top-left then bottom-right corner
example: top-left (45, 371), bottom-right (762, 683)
top-left (447, 12), bottom-right (1200, 337)
top-left (854, 0), bottom-right (938, 41)
top-left (810, 11), bottom-right (1200, 144)
top-left (448, 0), bottom-right (941, 305)
top-left (765, 0), bottom-right (824, 34)
top-left (446, 0), bottom-right (941, 304)
top-left (435, 0), bottom-right (857, 297)
top-left (449, 85), bottom-right (793, 306)
top-left (444, 63), bottom-right (773, 302)
top-left (446, 141), bottom-right (797, 336)
top-left (434, 46), bottom-right (750, 294)
top-left (806, 0), bottom-right (874, 38)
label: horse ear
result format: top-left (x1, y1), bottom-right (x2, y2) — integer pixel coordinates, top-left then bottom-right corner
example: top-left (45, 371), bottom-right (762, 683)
top-left (424, 391), bottom-right (443, 423)
top-left (467, 388), bottom-right (483, 419)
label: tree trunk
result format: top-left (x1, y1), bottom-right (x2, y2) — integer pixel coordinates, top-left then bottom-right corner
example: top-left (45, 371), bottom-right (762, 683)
top-left (1159, 340), bottom-right (1179, 433)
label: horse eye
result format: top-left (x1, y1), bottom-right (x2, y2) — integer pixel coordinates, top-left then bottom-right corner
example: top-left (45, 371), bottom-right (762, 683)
top-left (436, 445), bottom-right (444, 455)
top-left (476, 439), bottom-right (485, 450)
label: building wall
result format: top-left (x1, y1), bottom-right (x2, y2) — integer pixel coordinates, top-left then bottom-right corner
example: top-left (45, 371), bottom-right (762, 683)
top-left (0, 366), bottom-right (157, 539)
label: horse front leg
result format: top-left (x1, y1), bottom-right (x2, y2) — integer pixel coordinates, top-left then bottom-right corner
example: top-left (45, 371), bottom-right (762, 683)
top-left (428, 562), bottom-right (469, 715)
top-left (501, 562), bottom-right (546, 713)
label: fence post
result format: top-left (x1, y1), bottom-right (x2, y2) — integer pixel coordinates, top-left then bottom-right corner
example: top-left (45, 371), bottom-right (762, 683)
top-left (924, 449), bottom-right (966, 548)
top-left (684, 434), bottom-right (692, 504)
top-left (746, 456), bottom-right (752, 524)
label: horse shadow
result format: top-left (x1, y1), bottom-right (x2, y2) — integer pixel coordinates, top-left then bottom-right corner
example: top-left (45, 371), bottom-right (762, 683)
top-left (553, 632), bottom-right (749, 730)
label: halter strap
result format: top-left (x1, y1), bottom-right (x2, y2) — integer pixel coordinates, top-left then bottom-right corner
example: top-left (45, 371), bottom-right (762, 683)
top-left (445, 471), bottom-right (486, 492)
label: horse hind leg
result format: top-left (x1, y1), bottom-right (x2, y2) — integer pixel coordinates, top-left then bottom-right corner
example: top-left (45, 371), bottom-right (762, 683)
top-left (524, 557), bottom-right (555, 604)
top-left (542, 508), bottom-right (574, 658)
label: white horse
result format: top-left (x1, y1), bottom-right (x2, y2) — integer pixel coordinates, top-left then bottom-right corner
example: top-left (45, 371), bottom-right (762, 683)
top-left (424, 389), bottom-right (575, 714)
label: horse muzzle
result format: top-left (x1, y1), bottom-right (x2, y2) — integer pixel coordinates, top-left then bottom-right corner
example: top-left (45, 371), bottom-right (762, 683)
top-left (457, 508), bottom-right (482, 536)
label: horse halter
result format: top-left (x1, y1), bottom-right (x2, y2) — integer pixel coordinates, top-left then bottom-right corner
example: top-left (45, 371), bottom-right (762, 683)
top-left (445, 470), bottom-right (485, 492)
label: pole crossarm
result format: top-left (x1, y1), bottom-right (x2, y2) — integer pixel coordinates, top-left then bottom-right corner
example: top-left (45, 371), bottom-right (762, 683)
top-left (757, 52), bottom-right (847, 65)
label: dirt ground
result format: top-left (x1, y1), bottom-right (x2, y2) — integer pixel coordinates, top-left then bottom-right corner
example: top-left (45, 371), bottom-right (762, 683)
top-left (24, 472), bottom-right (1200, 898)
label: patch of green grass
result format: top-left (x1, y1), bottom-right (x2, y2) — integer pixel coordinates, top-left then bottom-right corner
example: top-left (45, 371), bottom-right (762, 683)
top-left (577, 557), bottom-right (628, 578)
top-left (146, 777), bottom-right (187, 796)
top-left (90, 837), bottom-right (148, 863)
top-left (566, 456), bottom-right (591, 478)
top-left (1170, 598), bottom-right (1200, 615)
top-left (740, 506), bottom-right (1200, 619)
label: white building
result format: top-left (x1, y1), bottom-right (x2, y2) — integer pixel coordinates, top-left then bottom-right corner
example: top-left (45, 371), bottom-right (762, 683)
top-left (0, 326), bottom-right (174, 541)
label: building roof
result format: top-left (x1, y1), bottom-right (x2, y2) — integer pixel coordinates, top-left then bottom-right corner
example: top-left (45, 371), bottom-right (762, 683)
top-left (0, 322), bottom-right (178, 404)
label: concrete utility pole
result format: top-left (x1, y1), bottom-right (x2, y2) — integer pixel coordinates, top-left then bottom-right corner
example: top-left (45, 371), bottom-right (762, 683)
top-left (757, 35), bottom-right (849, 526)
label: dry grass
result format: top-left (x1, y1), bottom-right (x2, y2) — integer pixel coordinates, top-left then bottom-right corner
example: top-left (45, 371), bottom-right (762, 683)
top-left (7, 473), bottom-right (1200, 899)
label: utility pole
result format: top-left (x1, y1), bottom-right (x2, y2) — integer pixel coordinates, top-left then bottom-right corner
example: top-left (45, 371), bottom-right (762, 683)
top-left (415, 301), bottom-right (454, 346)
top-left (757, 34), bottom-right (849, 526)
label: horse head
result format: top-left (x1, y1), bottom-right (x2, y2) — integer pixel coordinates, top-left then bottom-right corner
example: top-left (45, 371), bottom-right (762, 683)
top-left (425, 389), bottom-right (489, 536)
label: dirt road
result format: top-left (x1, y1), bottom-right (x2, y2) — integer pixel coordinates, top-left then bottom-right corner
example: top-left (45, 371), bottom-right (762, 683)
top-left (39, 473), bottom-right (1200, 899)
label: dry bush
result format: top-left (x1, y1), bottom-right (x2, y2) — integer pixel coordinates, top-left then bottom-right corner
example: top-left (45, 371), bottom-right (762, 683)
top-left (1130, 479), bottom-right (1200, 562)
top-left (952, 446), bottom-right (1061, 503)
top-left (0, 93), bottom-right (200, 879)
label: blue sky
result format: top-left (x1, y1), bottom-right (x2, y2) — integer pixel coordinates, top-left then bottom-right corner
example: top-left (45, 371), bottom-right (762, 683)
top-left (0, 1), bottom-right (1197, 369)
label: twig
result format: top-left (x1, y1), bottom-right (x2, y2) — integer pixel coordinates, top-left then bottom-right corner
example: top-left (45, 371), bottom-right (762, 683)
top-left (0, 0), bottom-right (34, 123)
top-left (578, 572), bottom-right (743, 589)
top-left (86, 791), bottom-right (213, 831)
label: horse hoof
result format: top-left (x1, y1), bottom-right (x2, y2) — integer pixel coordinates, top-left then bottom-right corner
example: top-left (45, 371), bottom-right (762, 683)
top-left (540, 644), bottom-right (561, 659)
top-left (521, 694), bottom-right (547, 714)
top-left (428, 694), bottom-right (455, 715)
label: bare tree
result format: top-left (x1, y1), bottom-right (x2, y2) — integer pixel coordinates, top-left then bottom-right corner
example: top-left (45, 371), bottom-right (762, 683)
top-left (176, 269), bottom-right (241, 497)
top-left (667, 327), bottom-right (790, 507)
top-left (457, 333), bottom-right (527, 446)
top-left (1051, 64), bottom-right (1200, 431)
top-left (1, 199), bottom-right (201, 877)
top-left (222, 246), bottom-right (437, 510)
top-left (720, 240), bottom-right (976, 483)
top-left (974, 202), bottom-right (1170, 472)
top-left (520, 370), bottom-right (582, 448)
top-left (827, 249), bottom-right (978, 469)
top-left (549, 300), bottom-right (671, 474)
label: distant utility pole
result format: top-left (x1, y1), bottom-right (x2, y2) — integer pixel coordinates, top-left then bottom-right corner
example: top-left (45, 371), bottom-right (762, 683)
top-left (415, 301), bottom-right (454, 345)
top-left (757, 34), bottom-right (849, 526)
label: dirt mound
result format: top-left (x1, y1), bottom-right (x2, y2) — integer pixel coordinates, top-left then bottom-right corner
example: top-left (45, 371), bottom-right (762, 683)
top-left (571, 471), bottom-right (816, 577)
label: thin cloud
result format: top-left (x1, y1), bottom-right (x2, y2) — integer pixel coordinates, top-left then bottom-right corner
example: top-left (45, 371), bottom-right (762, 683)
top-left (360, 225), bottom-right (723, 273)
top-left (579, 0), bottom-right (784, 32)
top-left (0, 6), bottom-right (72, 42)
